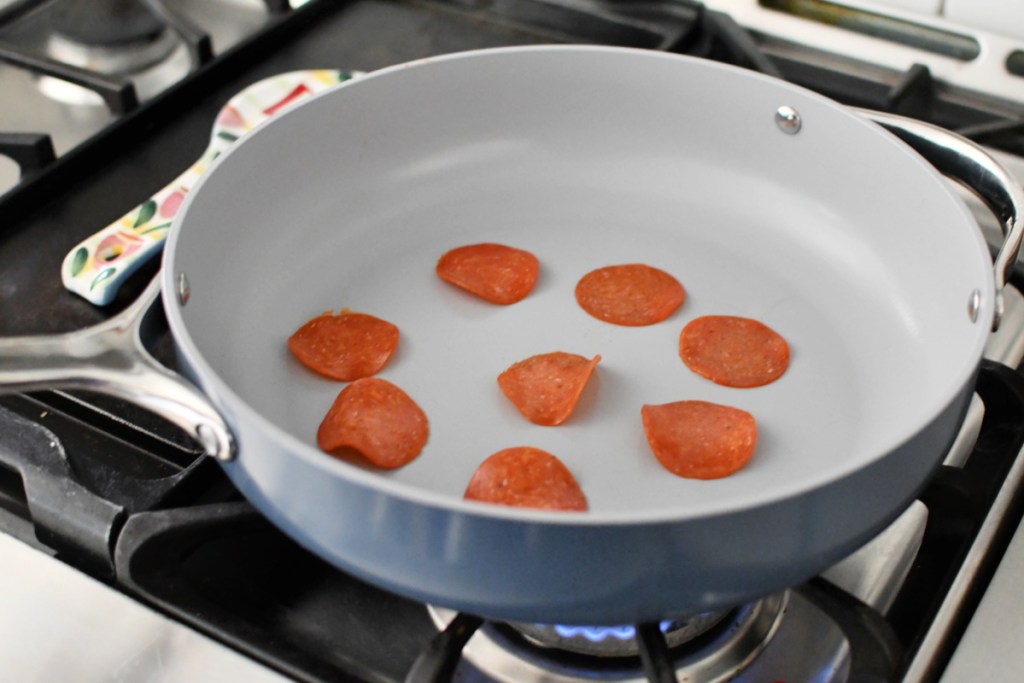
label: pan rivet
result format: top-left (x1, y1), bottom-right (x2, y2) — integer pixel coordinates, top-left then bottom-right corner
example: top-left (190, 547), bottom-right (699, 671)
top-left (775, 106), bottom-right (802, 135)
top-left (968, 289), bottom-right (981, 323)
top-left (177, 272), bottom-right (190, 307)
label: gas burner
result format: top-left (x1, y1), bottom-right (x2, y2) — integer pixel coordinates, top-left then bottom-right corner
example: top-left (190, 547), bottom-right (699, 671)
top-left (47, 22), bottom-right (177, 74)
top-left (511, 611), bottom-right (727, 658)
top-left (50, 0), bottom-right (170, 55)
top-left (427, 594), bottom-right (786, 682)
top-left (35, 0), bottom-right (191, 105)
top-left (37, 35), bottom-right (189, 106)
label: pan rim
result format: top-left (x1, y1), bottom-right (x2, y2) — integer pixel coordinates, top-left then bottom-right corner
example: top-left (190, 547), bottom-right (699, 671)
top-left (163, 44), bottom-right (993, 526)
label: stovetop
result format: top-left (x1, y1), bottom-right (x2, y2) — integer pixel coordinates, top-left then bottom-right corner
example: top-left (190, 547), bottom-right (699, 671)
top-left (4, 2), bottom-right (1024, 682)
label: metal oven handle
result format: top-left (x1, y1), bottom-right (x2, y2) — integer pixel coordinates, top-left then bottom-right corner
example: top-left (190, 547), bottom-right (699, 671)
top-left (856, 108), bottom-right (1024, 331)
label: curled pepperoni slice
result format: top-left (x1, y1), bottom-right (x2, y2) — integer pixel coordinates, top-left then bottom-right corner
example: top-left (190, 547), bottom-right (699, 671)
top-left (464, 447), bottom-right (587, 511)
top-left (497, 351), bottom-right (601, 426)
top-left (641, 401), bottom-right (757, 480)
top-left (288, 311), bottom-right (399, 381)
top-left (436, 243), bottom-right (540, 305)
top-left (679, 315), bottom-right (790, 388)
top-left (575, 264), bottom-right (685, 326)
top-left (316, 378), bottom-right (429, 469)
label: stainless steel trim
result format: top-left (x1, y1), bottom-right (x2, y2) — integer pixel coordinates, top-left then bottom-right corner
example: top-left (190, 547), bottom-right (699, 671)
top-left (940, 491), bottom-right (1024, 681)
top-left (823, 501), bottom-right (929, 614)
top-left (942, 394), bottom-right (984, 469)
top-left (902, 435), bottom-right (1024, 681)
top-left (703, 0), bottom-right (1024, 111)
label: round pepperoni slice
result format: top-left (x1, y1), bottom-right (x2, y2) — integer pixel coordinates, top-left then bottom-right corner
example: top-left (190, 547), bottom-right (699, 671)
top-left (288, 311), bottom-right (399, 381)
top-left (316, 378), bottom-right (429, 469)
top-left (464, 447), bottom-right (587, 511)
top-left (641, 400), bottom-right (757, 480)
top-left (497, 351), bottom-right (601, 426)
top-left (436, 243), bottom-right (540, 305)
top-left (679, 315), bottom-right (789, 388)
top-left (575, 264), bottom-right (685, 326)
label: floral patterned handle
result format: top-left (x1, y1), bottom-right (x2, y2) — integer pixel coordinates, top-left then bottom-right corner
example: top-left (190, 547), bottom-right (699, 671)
top-left (62, 69), bottom-right (356, 306)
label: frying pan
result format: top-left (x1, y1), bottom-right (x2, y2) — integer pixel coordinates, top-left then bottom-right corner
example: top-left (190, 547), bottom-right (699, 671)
top-left (2, 46), bottom-right (1023, 626)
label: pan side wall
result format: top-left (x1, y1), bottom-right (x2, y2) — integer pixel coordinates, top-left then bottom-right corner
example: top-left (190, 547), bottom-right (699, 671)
top-left (211, 360), bottom-right (973, 625)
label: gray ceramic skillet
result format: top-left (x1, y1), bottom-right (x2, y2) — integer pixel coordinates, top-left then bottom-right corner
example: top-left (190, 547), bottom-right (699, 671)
top-left (1, 46), bottom-right (1022, 625)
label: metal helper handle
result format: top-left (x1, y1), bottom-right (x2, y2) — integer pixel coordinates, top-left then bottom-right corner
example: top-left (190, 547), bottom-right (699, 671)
top-left (0, 279), bottom-right (234, 461)
top-left (856, 108), bottom-right (1024, 332)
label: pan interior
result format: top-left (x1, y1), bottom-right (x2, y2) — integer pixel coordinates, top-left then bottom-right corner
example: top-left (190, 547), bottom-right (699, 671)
top-left (165, 47), bottom-right (991, 520)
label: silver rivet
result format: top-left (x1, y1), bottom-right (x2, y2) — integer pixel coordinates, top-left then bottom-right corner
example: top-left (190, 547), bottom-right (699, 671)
top-left (196, 423), bottom-right (233, 461)
top-left (177, 272), bottom-right (190, 306)
top-left (968, 289), bottom-right (981, 322)
top-left (775, 105), bottom-right (802, 135)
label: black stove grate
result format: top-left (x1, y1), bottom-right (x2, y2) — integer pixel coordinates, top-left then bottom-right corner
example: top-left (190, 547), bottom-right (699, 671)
top-left (0, 0), bottom-right (336, 229)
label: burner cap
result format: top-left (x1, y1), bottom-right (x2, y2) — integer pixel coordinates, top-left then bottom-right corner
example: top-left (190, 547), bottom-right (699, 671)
top-left (39, 0), bottom-right (186, 98)
top-left (50, 0), bottom-right (164, 47)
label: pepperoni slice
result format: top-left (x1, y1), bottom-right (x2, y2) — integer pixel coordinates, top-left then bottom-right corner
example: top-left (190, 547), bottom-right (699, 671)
top-left (436, 243), bottom-right (540, 305)
top-left (464, 447), bottom-right (587, 511)
top-left (575, 264), bottom-right (685, 326)
top-left (497, 352), bottom-right (600, 426)
top-left (679, 315), bottom-right (790, 388)
top-left (288, 311), bottom-right (399, 381)
top-left (641, 401), bottom-right (757, 480)
top-left (316, 378), bottom-right (429, 469)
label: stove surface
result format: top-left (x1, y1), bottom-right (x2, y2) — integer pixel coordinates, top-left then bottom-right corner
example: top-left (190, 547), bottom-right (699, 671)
top-left (3, 2), bottom-right (1024, 682)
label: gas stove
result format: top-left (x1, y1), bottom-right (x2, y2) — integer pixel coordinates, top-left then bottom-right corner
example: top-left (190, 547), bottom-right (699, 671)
top-left (2, 2), bottom-right (1024, 682)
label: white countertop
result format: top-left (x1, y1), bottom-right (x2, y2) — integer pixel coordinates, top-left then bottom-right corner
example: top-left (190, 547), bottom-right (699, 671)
top-left (0, 533), bottom-right (289, 682)
top-left (941, 513), bottom-right (1024, 682)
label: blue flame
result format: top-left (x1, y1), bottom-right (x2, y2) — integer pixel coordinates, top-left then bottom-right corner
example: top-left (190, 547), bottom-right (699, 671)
top-left (553, 620), bottom-right (675, 642)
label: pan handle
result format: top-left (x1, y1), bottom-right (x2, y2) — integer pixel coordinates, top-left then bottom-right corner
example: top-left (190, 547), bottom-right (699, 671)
top-left (856, 108), bottom-right (1024, 331)
top-left (0, 278), bottom-right (235, 461)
